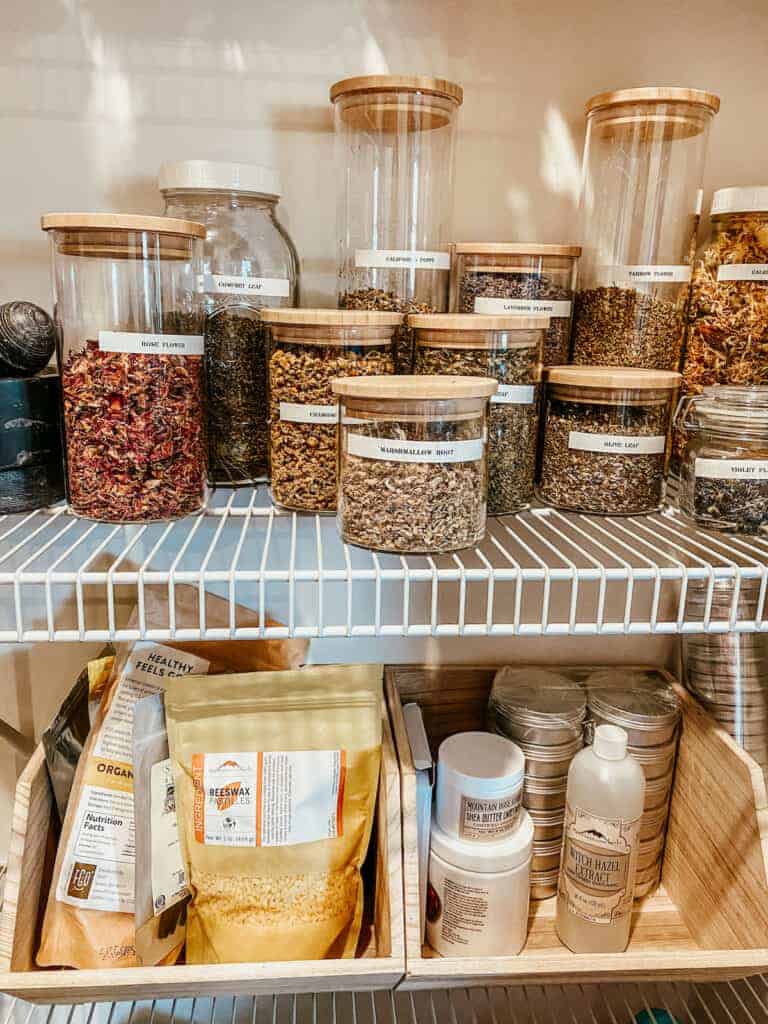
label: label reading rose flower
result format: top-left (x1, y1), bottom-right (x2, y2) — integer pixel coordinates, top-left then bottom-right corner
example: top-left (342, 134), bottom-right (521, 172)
top-left (98, 331), bottom-right (204, 356)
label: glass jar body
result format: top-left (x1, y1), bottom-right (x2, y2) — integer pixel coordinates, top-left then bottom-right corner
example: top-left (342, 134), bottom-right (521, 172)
top-left (337, 393), bottom-right (489, 553)
top-left (267, 324), bottom-right (396, 512)
top-left (163, 189), bottom-right (298, 484)
top-left (48, 226), bottom-right (207, 522)
top-left (450, 251), bottom-right (578, 365)
top-left (537, 383), bottom-right (677, 515)
top-left (413, 328), bottom-right (543, 514)
top-left (333, 88), bottom-right (459, 371)
top-left (572, 99), bottom-right (715, 370)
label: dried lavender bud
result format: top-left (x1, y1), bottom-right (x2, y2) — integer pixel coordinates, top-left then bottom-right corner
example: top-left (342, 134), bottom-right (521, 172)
top-left (458, 271), bottom-right (572, 365)
top-left (340, 288), bottom-right (437, 373)
top-left (571, 287), bottom-right (685, 371)
top-left (538, 397), bottom-right (669, 515)
top-left (414, 344), bottom-right (539, 513)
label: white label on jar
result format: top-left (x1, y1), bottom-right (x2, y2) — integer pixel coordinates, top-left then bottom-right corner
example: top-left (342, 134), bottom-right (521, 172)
top-left (354, 249), bottom-right (451, 271)
top-left (597, 265), bottom-right (692, 285)
top-left (202, 274), bottom-right (291, 297)
top-left (98, 331), bottom-right (204, 356)
top-left (347, 434), bottom-right (483, 463)
top-left (459, 791), bottom-right (522, 840)
top-left (717, 264), bottom-right (768, 282)
top-left (150, 758), bottom-right (188, 917)
top-left (568, 431), bottom-right (666, 455)
top-left (492, 384), bottom-right (535, 405)
top-left (695, 457), bottom-right (768, 481)
top-left (473, 297), bottom-right (572, 318)
top-left (279, 402), bottom-right (338, 424)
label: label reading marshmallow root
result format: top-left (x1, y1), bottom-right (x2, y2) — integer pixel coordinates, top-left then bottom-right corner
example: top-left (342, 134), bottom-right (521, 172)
top-left (347, 434), bottom-right (483, 464)
top-left (717, 264), bottom-right (768, 282)
top-left (473, 297), bottom-right (572, 318)
top-left (193, 750), bottom-right (346, 848)
top-left (569, 431), bottom-right (666, 456)
top-left (354, 249), bottom-right (450, 271)
top-left (203, 273), bottom-right (291, 297)
top-left (98, 331), bottom-right (204, 356)
top-left (695, 458), bottom-right (768, 481)
top-left (279, 402), bottom-right (338, 424)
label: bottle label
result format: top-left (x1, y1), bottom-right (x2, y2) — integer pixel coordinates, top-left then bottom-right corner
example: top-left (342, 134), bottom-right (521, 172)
top-left (201, 273), bottom-right (291, 297)
top-left (150, 758), bottom-right (188, 917)
top-left (426, 871), bottom-right (490, 951)
top-left (492, 384), bottom-right (535, 405)
top-left (559, 802), bottom-right (641, 925)
top-left (568, 431), bottom-right (666, 455)
top-left (717, 264), bottom-right (768, 282)
top-left (354, 249), bottom-right (451, 271)
top-left (98, 331), bottom-right (204, 356)
top-left (695, 457), bottom-right (768, 481)
top-left (279, 402), bottom-right (338, 424)
top-left (473, 297), bottom-right (572, 318)
top-left (596, 265), bottom-right (692, 285)
top-left (459, 790), bottom-right (522, 840)
top-left (347, 434), bottom-right (484, 464)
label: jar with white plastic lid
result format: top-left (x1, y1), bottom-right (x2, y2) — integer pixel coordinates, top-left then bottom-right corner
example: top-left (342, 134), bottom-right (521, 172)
top-left (331, 374), bottom-right (497, 553)
top-left (41, 212), bottom-right (207, 523)
top-left (676, 385), bottom-right (768, 534)
top-left (331, 75), bottom-right (463, 372)
top-left (572, 87), bottom-right (720, 371)
top-left (427, 809), bottom-right (533, 957)
top-left (537, 366), bottom-right (681, 515)
top-left (411, 313), bottom-right (548, 514)
top-left (450, 243), bottom-right (580, 365)
top-left (160, 160), bottom-right (299, 484)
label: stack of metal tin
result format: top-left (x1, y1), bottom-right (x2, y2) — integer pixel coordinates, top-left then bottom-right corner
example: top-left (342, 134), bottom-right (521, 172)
top-left (488, 668), bottom-right (586, 899)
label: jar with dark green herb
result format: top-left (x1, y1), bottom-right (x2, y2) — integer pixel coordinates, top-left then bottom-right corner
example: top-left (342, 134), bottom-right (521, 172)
top-left (160, 160), bottom-right (299, 483)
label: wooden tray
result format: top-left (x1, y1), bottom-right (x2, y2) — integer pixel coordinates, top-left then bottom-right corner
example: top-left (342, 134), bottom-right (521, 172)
top-left (385, 664), bottom-right (768, 988)
top-left (0, 702), bottom-right (405, 1003)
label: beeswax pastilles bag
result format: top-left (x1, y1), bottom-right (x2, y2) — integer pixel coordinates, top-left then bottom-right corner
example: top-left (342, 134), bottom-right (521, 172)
top-left (164, 663), bottom-right (382, 964)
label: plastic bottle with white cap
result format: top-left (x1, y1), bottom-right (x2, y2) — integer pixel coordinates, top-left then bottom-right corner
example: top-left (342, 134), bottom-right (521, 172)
top-left (555, 723), bottom-right (645, 953)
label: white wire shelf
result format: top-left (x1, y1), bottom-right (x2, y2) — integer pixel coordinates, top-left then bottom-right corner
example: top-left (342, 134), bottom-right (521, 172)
top-left (1, 486), bottom-right (768, 642)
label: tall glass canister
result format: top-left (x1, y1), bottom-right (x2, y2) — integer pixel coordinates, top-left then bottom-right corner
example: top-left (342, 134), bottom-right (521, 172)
top-left (42, 213), bottom-right (207, 522)
top-left (571, 87), bottom-right (720, 371)
top-left (331, 74), bottom-right (463, 372)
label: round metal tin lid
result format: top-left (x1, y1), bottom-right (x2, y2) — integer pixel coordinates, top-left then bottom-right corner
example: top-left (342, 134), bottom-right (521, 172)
top-left (491, 667), bottom-right (587, 723)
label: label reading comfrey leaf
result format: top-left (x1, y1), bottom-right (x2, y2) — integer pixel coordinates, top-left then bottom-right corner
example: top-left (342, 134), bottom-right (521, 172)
top-left (569, 432), bottom-right (666, 455)
top-left (347, 434), bottom-right (483, 464)
top-left (98, 331), bottom-right (204, 356)
top-left (354, 249), bottom-right (450, 271)
top-left (201, 274), bottom-right (291, 297)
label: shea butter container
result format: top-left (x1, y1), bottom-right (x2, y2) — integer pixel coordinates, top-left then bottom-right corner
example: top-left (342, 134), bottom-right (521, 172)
top-left (435, 731), bottom-right (525, 842)
top-left (427, 810), bottom-right (533, 958)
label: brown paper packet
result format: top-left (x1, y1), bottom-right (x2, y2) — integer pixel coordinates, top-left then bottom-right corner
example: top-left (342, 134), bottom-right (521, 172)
top-left (164, 664), bottom-right (382, 964)
top-left (36, 587), bottom-right (307, 970)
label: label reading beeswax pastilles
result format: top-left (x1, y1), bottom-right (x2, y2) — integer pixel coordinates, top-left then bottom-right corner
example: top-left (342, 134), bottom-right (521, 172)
top-left (193, 750), bottom-right (346, 848)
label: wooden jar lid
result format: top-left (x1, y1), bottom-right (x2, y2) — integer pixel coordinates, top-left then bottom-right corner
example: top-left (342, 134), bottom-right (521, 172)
top-left (453, 242), bottom-right (582, 258)
top-left (408, 313), bottom-right (550, 331)
top-left (41, 213), bottom-right (207, 238)
top-left (585, 87), bottom-right (720, 115)
top-left (260, 308), bottom-right (403, 326)
top-left (331, 374), bottom-right (498, 399)
top-left (330, 75), bottom-right (463, 106)
top-left (546, 366), bottom-right (681, 390)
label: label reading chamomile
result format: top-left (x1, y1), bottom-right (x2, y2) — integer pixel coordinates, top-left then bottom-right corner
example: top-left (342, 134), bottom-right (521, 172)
top-left (559, 803), bottom-right (641, 925)
top-left (354, 249), bottom-right (451, 271)
top-left (459, 790), bottom-right (522, 840)
top-left (597, 265), bottom-right (692, 285)
top-left (150, 758), bottom-right (188, 917)
top-left (98, 331), bottom-right (204, 356)
top-left (717, 264), bottom-right (768, 282)
top-left (695, 458), bottom-right (768, 481)
top-left (492, 385), bottom-right (535, 405)
top-left (347, 434), bottom-right (484, 464)
top-left (473, 297), bottom-right (572, 318)
top-left (568, 431), bottom-right (666, 456)
top-left (202, 273), bottom-right (291, 297)
top-left (279, 402), bottom-right (339, 424)
top-left (193, 750), bottom-right (346, 848)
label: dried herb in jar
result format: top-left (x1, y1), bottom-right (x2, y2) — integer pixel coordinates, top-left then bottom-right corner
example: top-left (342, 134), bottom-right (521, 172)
top-left (415, 345), bottom-right (539, 514)
top-left (340, 288), bottom-right (436, 373)
top-left (685, 475), bottom-right (768, 535)
top-left (571, 287), bottom-right (685, 371)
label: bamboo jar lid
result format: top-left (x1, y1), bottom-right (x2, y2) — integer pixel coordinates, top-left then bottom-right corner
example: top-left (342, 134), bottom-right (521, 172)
top-left (330, 75), bottom-right (463, 106)
top-left (546, 366), bottom-right (681, 390)
top-left (41, 212), bottom-right (207, 238)
top-left (453, 242), bottom-right (582, 258)
top-left (260, 308), bottom-right (403, 326)
top-left (331, 374), bottom-right (497, 400)
top-left (585, 87), bottom-right (721, 115)
top-left (408, 314), bottom-right (550, 331)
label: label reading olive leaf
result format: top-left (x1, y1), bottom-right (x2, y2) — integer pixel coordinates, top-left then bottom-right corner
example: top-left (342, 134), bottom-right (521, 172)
top-left (695, 457), bottom-right (768, 481)
top-left (98, 331), bottom-right (204, 356)
top-left (279, 402), bottom-right (338, 424)
top-left (492, 385), bottom-right (535, 405)
top-left (597, 265), bottom-right (692, 285)
top-left (559, 803), bottom-right (641, 925)
top-left (716, 264), bottom-right (768, 282)
top-left (202, 274), bottom-right (291, 297)
top-left (459, 790), bottom-right (522, 840)
top-left (473, 297), bottom-right (572, 317)
top-left (354, 249), bottom-right (451, 271)
top-left (347, 434), bottom-right (484, 464)
top-left (568, 432), bottom-right (666, 455)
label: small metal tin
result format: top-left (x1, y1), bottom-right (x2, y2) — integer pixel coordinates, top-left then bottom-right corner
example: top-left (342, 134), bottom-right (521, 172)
top-left (523, 774), bottom-right (568, 811)
top-left (531, 838), bottom-right (562, 873)
top-left (637, 831), bottom-right (665, 871)
top-left (489, 667), bottom-right (586, 745)
top-left (589, 681), bottom-right (681, 747)
top-left (528, 806), bottom-right (566, 842)
top-left (530, 867), bottom-right (559, 900)
top-left (639, 803), bottom-right (668, 842)
top-left (634, 862), bottom-right (662, 900)
top-left (627, 737), bottom-right (678, 780)
top-left (644, 769), bottom-right (674, 811)
top-left (517, 735), bottom-right (583, 779)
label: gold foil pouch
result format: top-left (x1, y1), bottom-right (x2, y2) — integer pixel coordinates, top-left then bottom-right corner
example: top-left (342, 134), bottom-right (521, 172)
top-left (163, 663), bottom-right (382, 964)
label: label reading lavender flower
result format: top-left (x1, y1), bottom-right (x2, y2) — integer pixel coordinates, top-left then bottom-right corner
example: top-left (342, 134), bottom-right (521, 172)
top-left (98, 331), bottom-right (204, 356)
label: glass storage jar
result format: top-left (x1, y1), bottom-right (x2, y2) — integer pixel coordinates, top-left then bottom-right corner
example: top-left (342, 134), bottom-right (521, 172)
top-left (262, 308), bottom-right (400, 512)
top-left (411, 313), bottom-right (547, 514)
top-left (41, 212), bottom-right (207, 523)
top-left (572, 87), bottom-right (719, 371)
top-left (331, 75), bottom-right (463, 373)
top-left (160, 160), bottom-right (299, 484)
top-left (449, 243), bottom-right (580, 365)
top-left (537, 366), bottom-right (680, 515)
top-left (331, 375), bottom-right (497, 553)
top-left (683, 187), bottom-right (768, 395)
top-left (676, 385), bottom-right (768, 534)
